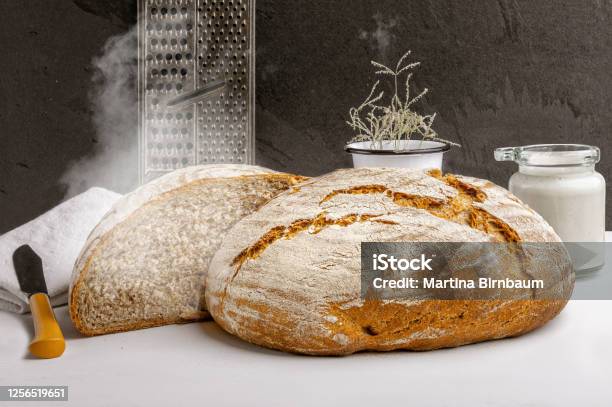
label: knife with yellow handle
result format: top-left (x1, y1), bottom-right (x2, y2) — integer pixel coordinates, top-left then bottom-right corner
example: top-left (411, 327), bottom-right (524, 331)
top-left (13, 244), bottom-right (65, 359)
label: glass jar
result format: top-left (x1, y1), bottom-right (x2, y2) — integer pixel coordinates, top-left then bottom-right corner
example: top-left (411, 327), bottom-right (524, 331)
top-left (495, 144), bottom-right (605, 241)
top-left (495, 145), bottom-right (606, 272)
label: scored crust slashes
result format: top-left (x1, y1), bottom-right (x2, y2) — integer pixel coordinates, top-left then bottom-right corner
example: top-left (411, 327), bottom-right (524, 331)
top-left (230, 170), bottom-right (520, 272)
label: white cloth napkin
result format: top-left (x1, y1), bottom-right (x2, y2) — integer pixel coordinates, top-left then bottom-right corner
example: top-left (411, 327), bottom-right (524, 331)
top-left (0, 188), bottom-right (121, 313)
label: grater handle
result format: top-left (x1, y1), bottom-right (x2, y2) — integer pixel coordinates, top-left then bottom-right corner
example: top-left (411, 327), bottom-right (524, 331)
top-left (165, 78), bottom-right (226, 110)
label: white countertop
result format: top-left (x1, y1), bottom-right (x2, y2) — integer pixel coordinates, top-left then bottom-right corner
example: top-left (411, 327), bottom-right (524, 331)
top-left (2, 239), bottom-right (612, 407)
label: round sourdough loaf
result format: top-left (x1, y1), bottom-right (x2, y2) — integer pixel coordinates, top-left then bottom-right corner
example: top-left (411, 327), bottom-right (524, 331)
top-left (69, 164), bottom-right (306, 335)
top-left (206, 167), bottom-right (574, 355)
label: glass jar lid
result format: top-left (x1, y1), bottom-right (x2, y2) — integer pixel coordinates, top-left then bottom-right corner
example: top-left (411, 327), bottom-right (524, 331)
top-left (494, 144), bottom-right (600, 167)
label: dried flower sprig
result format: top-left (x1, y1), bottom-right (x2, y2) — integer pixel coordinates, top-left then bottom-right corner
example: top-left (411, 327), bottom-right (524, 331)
top-left (347, 50), bottom-right (459, 149)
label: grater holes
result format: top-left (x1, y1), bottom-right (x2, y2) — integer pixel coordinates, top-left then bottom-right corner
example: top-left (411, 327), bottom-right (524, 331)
top-left (144, 0), bottom-right (252, 175)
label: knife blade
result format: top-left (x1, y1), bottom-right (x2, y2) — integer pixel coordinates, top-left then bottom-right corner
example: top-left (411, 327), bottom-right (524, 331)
top-left (13, 244), bottom-right (47, 296)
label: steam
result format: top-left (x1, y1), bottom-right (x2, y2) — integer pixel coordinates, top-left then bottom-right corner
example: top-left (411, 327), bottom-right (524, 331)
top-left (359, 13), bottom-right (399, 62)
top-left (61, 26), bottom-right (139, 197)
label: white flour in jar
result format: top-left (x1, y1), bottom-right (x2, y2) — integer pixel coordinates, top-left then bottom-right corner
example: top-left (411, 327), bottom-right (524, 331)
top-left (509, 165), bottom-right (605, 242)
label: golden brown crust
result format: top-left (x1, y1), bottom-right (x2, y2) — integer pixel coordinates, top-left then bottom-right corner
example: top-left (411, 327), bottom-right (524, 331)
top-left (211, 299), bottom-right (566, 355)
top-left (74, 311), bottom-right (212, 337)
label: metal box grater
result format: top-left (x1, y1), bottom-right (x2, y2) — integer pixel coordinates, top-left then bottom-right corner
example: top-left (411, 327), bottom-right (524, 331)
top-left (138, 0), bottom-right (256, 183)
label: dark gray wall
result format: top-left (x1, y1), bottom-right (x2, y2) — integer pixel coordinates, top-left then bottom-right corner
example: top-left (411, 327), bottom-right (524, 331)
top-left (0, 0), bottom-right (135, 233)
top-left (1, 0), bottom-right (611, 234)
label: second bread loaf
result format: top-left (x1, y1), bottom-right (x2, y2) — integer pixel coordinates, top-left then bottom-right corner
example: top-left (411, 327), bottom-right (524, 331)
top-left (70, 164), bottom-right (305, 336)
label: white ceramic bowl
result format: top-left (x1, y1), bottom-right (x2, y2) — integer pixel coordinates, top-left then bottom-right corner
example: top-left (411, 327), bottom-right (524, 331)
top-left (345, 140), bottom-right (450, 170)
